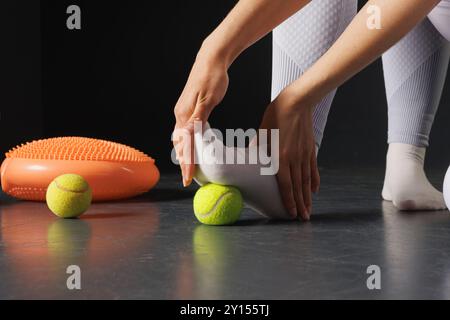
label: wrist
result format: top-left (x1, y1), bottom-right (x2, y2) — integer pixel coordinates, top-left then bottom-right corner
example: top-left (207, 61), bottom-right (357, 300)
top-left (199, 34), bottom-right (238, 69)
top-left (277, 84), bottom-right (317, 114)
top-left (283, 69), bottom-right (331, 113)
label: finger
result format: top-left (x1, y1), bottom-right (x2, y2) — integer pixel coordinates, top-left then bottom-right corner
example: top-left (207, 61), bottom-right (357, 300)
top-left (172, 124), bottom-right (193, 187)
top-left (276, 163), bottom-right (297, 218)
top-left (173, 130), bottom-right (184, 159)
top-left (174, 90), bottom-right (196, 124)
top-left (184, 100), bottom-right (214, 185)
top-left (172, 127), bottom-right (186, 185)
top-left (190, 100), bottom-right (212, 124)
top-left (181, 122), bottom-right (195, 186)
top-left (310, 152), bottom-right (320, 193)
top-left (184, 163), bottom-right (195, 187)
top-left (291, 165), bottom-right (308, 221)
top-left (178, 146), bottom-right (189, 187)
top-left (302, 161), bottom-right (312, 219)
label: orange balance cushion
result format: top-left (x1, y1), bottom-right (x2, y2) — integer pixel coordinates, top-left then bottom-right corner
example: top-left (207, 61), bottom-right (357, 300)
top-left (1, 137), bottom-right (160, 201)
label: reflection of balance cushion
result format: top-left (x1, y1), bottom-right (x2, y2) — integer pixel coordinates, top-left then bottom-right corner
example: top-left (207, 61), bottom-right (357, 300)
top-left (1, 137), bottom-right (160, 201)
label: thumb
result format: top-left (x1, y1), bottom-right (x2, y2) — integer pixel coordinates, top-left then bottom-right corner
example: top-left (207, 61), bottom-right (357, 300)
top-left (189, 100), bottom-right (213, 124)
top-left (183, 102), bottom-right (210, 140)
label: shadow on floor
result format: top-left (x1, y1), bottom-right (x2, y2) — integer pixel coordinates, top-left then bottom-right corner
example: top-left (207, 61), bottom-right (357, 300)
top-left (127, 187), bottom-right (196, 203)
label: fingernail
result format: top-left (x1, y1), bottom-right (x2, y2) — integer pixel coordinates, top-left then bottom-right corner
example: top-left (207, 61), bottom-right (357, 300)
top-left (301, 207), bottom-right (309, 221)
top-left (182, 178), bottom-right (187, 187)
top-left (289, 207), bottom-right (297, 218)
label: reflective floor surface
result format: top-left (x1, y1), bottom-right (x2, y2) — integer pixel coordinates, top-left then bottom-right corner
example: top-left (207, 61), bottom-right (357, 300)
top-left (1, 168), bottom-right (450, 299)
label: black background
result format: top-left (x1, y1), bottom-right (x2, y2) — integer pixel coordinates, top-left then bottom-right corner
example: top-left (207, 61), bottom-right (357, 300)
top-left (1, 0), bottom-right (449, 173)
top-left (1, 1), bottom-right (42, 155)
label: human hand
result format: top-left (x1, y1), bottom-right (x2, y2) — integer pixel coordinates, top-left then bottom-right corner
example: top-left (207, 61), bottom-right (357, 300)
top-left (259, 89), bottom-right (320, 220)
top-left (173, 50), bottom-right (229, 186)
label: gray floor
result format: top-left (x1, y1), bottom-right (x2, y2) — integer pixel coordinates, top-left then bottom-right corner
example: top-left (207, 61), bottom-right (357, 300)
top-left (1, 167), bottom-right (450, 299)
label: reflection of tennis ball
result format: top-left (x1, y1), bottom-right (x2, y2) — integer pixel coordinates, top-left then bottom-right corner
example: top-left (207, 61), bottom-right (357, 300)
top-left (46, 174), bottom-right (92, 218)
top-left (47, 219), bottom-right (91, 256)
top-left (193, 225), bottom-right (228, 270)
top-left (192, 225), bottom-right (239, 298)
top-left (193, 184), bottom-right (243, 225)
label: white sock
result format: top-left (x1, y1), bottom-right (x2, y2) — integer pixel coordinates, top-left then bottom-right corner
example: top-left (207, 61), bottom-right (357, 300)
top-left (193, 125), bottom-right (293, 220)
top-left (382, 143), bottom-right (447, 210)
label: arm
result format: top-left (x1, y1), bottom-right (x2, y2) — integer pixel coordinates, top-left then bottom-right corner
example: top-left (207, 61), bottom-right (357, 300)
top-left (259, 0), bottom-right (441, 220)
top-left (281, 0), bottom-right (441, 108)
top-left (202, 0), bottom-right (311, 66)
top-left (174, 0), bottom-right (311, 186)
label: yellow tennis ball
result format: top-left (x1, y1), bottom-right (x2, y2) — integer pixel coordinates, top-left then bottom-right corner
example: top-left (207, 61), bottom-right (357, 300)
top-left (46, 174), bottom-right (92, 218)
top-left (193, 184), bottom-right (243, 225)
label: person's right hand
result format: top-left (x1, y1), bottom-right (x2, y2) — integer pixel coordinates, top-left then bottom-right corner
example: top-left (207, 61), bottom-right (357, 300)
top-left (173, 50), bottom-right (229, 187)
top-left (259, 88), bottom-right (320, 221)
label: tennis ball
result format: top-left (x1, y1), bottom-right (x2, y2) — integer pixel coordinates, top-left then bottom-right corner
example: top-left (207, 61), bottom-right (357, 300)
top-left (193, 184), bottom-right (243, 225)
top-left (46, 174), bottom-right (92, 218)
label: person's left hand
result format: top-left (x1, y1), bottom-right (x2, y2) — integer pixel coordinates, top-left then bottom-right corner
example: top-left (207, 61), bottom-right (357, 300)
top-left (259, 89), bottom-right (320, 220)
top-left (173, 49), bottom-right (229, 186)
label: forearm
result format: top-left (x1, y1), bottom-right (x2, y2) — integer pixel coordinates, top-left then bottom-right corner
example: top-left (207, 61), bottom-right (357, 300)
top-left (285, 0), bottom-right (441, 108)
top-left (200, 0), bottom-right (310, 67)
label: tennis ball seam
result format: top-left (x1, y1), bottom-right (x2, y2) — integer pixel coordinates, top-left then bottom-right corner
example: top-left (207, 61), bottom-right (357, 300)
top-left (54, 180), bottom-right (89, 193)
top-left (197, 191), bottom-right (234, 218)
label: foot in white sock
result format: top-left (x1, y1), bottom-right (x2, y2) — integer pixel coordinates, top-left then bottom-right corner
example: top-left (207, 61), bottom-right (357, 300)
top-left (382, 143), bottom-right (447, 211)
top-left (193, 125), bottom-right (294, 220)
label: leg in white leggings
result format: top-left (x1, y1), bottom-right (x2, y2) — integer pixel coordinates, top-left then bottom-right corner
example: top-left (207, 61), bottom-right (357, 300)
top-left (193, 0), bottom-right (357, 220)
top-left (194, 1), bottom-right (450, 218)
top-left (429, 0), bottom-right (450, 42)
top-left (382, 17), bottom-right (450, 210)
top-left (272, 0), bottom-right (357, 148)
top-left (274, 1), bottom-right (450, 211)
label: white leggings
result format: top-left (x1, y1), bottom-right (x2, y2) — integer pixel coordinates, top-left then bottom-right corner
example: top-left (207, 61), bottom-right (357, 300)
top-left (429, 0), bottom-right (450, 42)
top-left (272, 0), bottom-right (450, 148)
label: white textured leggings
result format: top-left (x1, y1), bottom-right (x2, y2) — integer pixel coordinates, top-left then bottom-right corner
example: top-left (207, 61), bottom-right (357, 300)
top-left (272, 0), bottom-right (450, 148)
top-left (429, 0), bottom-right (450, 42)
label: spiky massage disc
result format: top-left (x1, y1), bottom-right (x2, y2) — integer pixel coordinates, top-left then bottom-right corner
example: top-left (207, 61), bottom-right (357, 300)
top-left (1, 137), bottom-right (159, 201)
